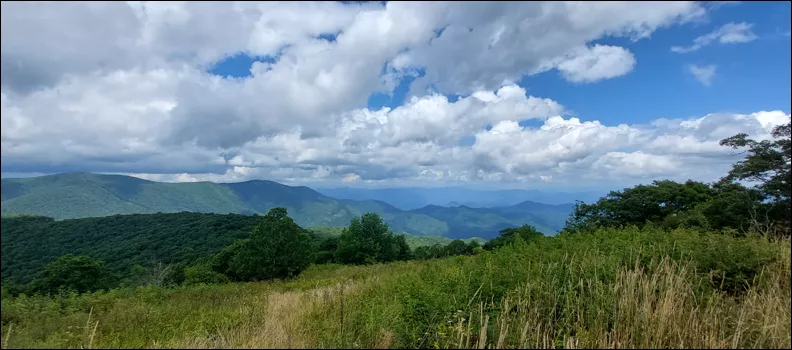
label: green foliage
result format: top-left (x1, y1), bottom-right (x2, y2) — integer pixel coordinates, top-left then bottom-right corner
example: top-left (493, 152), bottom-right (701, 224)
top-left (413, 239), bottom-right (481, 260)
top-left (689, 232), bottom-right (777, 295)
top-left (1, 211), bottom-right (491, 292)
top-left (404, 234), bottom-right (485, 249)
top-left (335, 213), bottom-right (411, 265)
top-left (563, 180), bottom-right (773, 235)
top-left (311, 226), bottom-right (486, 250)
top-left (0, 212), bottom-right (259, 287)
top-left (443, 239), bottom-right (471, 256)
top-left (28, 255), bottom-right (117, 295)
top-left (304, 227), bottom-right (789, 349)
top-left (3, 172), bottom-right (522, 238)
top-left (124, 262), bottom-right (182, 288)
top-left (696, 182), bottom-right (764, 231)
top-left (0, 228), bottom-right (788, 349)
top-left (183, 263), bottom-right (230, 285)
top-left (564, 117), bottom-right (791, 237)
top-left (314, 235), bottom-right (340, 264)
top-left (720, 116), bottom-right (791, 231)
top-left (483, 224), bottom-right (543, 250)
top-left (220, 208), bottom-right (316, 282)
top-left (1, 172), bottom-right (576, 240)
top-left (566, 180), bottom-right (715, 232)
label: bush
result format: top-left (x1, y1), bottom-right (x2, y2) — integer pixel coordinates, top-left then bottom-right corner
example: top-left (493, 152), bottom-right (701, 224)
top-left (219, 208), bottom-right (315, 282)
top-left (335, 213), bottom-right (409, 265)
top-left (28, 254), bottom-right (117, 295)
top-left (484, 224), bottom-right (543, 250)
top-left (183, 263), bottom-right (230, 285)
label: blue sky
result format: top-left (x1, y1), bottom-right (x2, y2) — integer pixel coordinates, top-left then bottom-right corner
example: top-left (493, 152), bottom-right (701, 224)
top-left (1, 1), bottom-right (790, 191)
top-left (525, 1), bottom-right (790, 126)
top-left (210, 1), bottom-right (791, 127)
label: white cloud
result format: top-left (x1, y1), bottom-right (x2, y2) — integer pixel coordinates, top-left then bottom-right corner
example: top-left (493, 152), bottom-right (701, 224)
top-left (591, 152), bottom-right (679, 178)
top-left (343, 173), bottom-right (361, 183)
top-left (403, 1), bottom-right (704, 95)
top-left (688, 64), bottom-right (717, 86)
top-left (470, 116), bottom-right (641, 177)
top-left (671, 22), bottom-right (757, 53)
top-left (556, 45), bottom-right (637, 83)
top-left (705, 1), bottom-right (741, 10)
top-left (3, 1), bottom-right (787, 189)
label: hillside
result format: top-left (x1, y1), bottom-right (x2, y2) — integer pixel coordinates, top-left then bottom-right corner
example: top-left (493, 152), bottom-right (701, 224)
top-left (0, 213), bottom-right (259, 286)
top-left (2, 227), bottom-right (788, 349)
top-left (1, 173), bottom-right (573, 238)
top-left (0, 212), bottom-right (486, 287)
top-left (316, 186), bottom-right (603, 209)
top-left (409, 202), bottom-right (574, 238)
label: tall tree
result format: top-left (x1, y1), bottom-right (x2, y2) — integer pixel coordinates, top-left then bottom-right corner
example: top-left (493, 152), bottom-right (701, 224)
top-left (221, 208), bottom-right (315, 281)
top-left (335, 213), bottom-right (403, 265)
top-left (720, 117), bottom-right (791, 232)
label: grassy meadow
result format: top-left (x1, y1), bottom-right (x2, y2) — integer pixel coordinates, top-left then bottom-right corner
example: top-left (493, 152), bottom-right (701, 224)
top-left (1, 227), bottom-right (790, 349)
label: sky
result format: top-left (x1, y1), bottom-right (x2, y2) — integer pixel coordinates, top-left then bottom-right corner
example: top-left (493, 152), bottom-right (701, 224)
top-left (1, 1), bottom-right (790, 191)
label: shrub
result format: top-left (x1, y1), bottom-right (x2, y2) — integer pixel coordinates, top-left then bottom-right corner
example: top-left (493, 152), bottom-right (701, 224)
top-left (28, 254), bottom-right (117, 295)
top-left (183, 263), bottom-right (230, 285)
top-left (220, 208), bottom-right (315, 282)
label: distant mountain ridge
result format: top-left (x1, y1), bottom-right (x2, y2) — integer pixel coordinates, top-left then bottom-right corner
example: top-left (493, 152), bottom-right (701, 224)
top-left (315, 186), bottom-right (602, 210)
top-left (1, 173), bottom-right (575, 239)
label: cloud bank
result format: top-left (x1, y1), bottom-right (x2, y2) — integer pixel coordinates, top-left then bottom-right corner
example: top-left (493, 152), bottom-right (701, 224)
top-left (2, 1), bottom-right (786, 189)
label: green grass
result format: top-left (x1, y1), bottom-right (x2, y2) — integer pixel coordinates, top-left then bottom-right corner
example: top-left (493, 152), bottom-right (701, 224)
top-left (3, 227), bottom-right (788, 349)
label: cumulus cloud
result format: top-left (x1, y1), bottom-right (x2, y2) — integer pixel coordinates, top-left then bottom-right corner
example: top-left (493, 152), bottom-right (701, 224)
top-left (688, 64), bottom-right (717, 86)
top-left (470, 116), bottom-right (641, 177)
top-left (403, 1), bottom-right (704, 95)
top-left (592, 152), bottom-right (678, 178)
top-left (2, 1), bottom-right (786, 189)
top-left (671, 22), bottom-right (757, 53)
top-left (555, 45), bottom-right (637, 83)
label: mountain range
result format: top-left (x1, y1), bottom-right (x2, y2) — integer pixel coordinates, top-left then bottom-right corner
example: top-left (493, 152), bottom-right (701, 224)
top-left (0, 173), bottom-right (576, 239)
top-left (315, 186), bottom-right (603, 210)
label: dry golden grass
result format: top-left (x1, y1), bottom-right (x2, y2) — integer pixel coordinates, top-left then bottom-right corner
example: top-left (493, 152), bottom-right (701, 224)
top-left (443, 252), bottom-right (791, 349)
top-left (167, 281), bottom-right (360, 349)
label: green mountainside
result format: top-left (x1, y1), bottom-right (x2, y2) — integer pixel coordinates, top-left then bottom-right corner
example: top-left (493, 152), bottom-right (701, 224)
top-left (0, 213), bottom-right (257, 286)
top-left (1, 172), bottom-right (573, 238)
top-left (0, 213), bottom-right (482, 287)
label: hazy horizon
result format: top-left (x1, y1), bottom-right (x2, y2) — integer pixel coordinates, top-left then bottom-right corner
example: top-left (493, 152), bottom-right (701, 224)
top-left (0, 171), bottom-right (617, 195)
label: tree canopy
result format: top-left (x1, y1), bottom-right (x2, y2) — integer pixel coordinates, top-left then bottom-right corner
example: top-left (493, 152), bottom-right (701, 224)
top-left (216, 208), bottom-right (316, 282)
top-left (335, 213), bottom-right (411, 265)
top-left (564, 116), bottom-right (791, 236)
top-left (719, 117), bottom-right (791, 231)
top-left (484, 225), bottom-right (544, 250)
top-left (29, 254), bottom-right (116, 295)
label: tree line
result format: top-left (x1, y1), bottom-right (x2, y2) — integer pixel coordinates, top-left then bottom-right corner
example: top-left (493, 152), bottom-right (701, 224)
top-left (10, 209), bottom-right (531, 295)
top-left (565, 118), bottom-right (790, 236)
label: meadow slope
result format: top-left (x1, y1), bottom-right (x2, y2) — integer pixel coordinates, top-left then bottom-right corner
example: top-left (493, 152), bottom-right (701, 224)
top-left (2, 227), bottom-right (789, 349)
